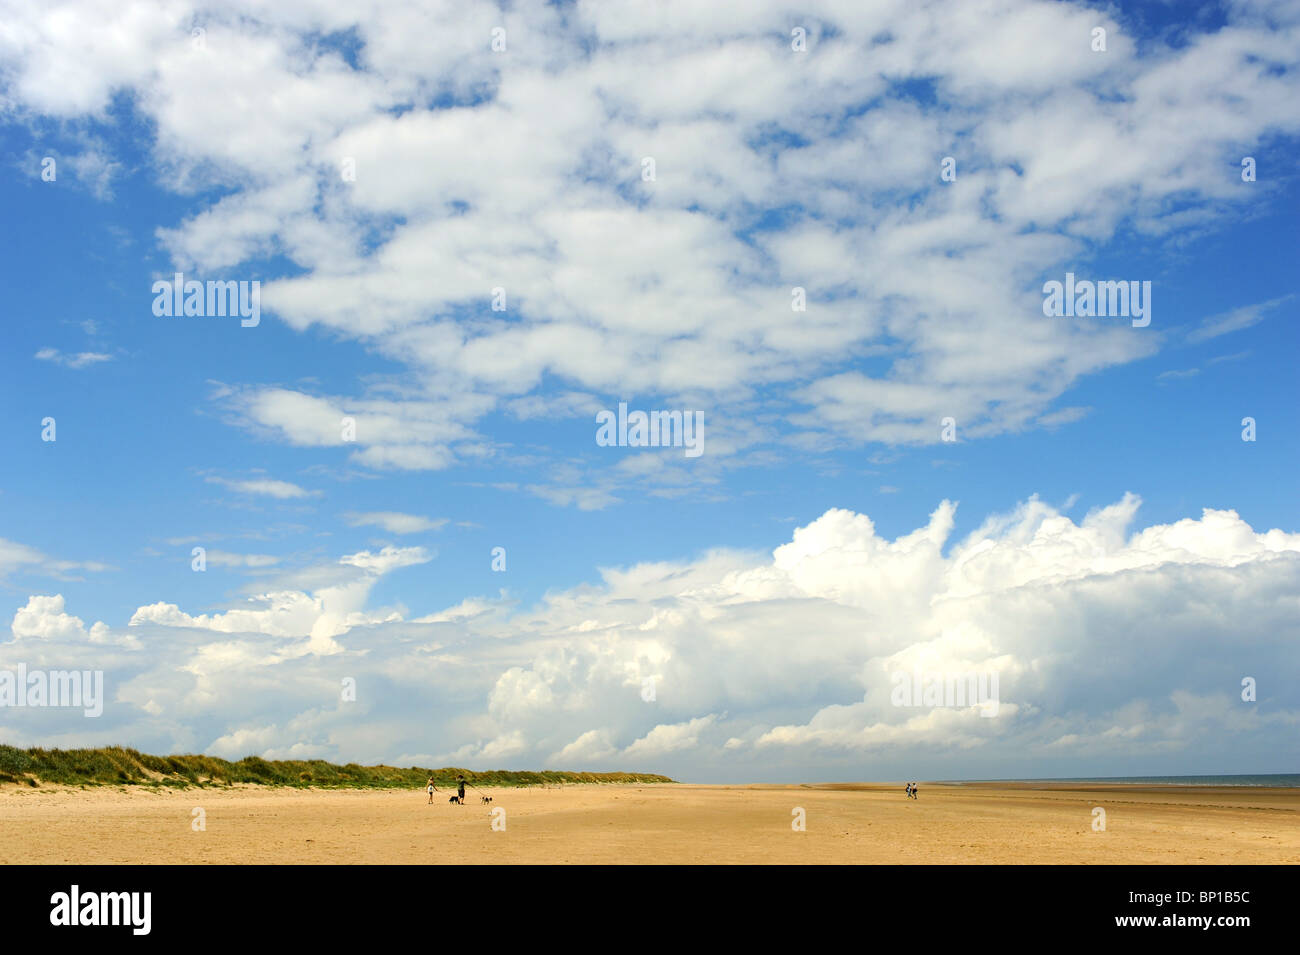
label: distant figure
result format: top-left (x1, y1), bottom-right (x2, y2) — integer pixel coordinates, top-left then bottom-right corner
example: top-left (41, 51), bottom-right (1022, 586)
top-left (905, 782), bottom-right (912, 799)
top-left (457, 775), bottom-right (466, 803)
top-left (426, 777), bottom-right (437, 803)
top-left (912, 783), bottom-right (919, 800)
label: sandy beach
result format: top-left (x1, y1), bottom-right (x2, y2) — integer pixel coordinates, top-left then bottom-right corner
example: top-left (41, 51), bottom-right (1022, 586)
top-left (2, 781), bottom-right (1297, 864)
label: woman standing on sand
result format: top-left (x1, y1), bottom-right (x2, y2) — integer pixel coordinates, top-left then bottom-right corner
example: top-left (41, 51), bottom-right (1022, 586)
top-left (426, 777), bottom-right (437, 803)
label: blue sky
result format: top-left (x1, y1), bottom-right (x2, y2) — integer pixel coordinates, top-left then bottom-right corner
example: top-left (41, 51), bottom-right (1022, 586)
top-left (0, 0), bottom-right (1297, 782)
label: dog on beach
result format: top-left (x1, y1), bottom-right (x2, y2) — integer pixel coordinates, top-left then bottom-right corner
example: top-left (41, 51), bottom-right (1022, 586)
top-left (448, 795), bottom-right (462, 804)
top-left (480, 795), bottom-right (492, 804)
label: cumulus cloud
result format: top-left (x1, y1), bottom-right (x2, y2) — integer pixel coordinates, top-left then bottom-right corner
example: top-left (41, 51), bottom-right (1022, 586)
top-left (3, 0), bottom-right (1295, 501)
top-left (10, 594), bottom-right (110, 642)
top-left (2, 2), bottom-right (1296, 775)
top-left (549, 728), bottom-right (619, 764)
top-left (625, 715), bottom-right (719, 758)
top-left (3, 496), bottom-right (1296, 779)
top-left (127, 545), bottom-right (429, 652)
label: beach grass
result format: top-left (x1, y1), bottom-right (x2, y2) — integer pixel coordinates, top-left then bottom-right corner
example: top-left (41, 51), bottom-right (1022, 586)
top-left (0, 744), bottom-right (673, 789)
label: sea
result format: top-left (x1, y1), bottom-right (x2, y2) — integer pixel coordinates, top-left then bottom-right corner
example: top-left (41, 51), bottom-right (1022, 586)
top-left (938, 774), bottom-right (1300, 787)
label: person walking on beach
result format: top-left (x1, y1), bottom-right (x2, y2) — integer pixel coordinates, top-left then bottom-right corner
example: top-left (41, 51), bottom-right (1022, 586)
top-left (912, 783), bottom-right (919, 800)
top-left (457, 775), bottom-right (466, 804)
top-left (905, 782), bottom-right (912, 798)
top-left (426, 777), bottom-right (437, 803)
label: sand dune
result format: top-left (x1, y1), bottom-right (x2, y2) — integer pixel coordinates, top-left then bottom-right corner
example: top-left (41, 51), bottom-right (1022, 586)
top-left (2, 781), bottom-right (1296, 864)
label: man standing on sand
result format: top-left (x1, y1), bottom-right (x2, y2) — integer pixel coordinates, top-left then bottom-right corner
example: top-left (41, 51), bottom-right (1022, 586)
top-left (457, 775), bottom-right (466, 804)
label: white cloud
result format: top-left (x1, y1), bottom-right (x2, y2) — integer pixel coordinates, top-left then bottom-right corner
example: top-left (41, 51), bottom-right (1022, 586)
top-left (338, 545), bottom-right (431, 575)
top-left (203, 551), bottom-right (282, 569)
top-left (127, 545), bottom-right (429, 653)
top-left (624, 715), bottom-right (719, 758)
top-left (1, 3), bottom-right (1297, 777)
top-left (0, 539), bottom-right (62, 578)
top-left (206, 476), bottom-right (320, 499)
top-left (10, 594), bottom-right (110, 642)
top-left (9, 495), bottom-right (1293, 779)
top-left (1187, 296), bottom-right (1293, 343)
top-left (34, 348), bottom-right (113, 369)
top-left (0, 538), bottom-right (112, 580)
top-left (344, 511), bottom-right (448, 534)
top-left (3, 0), bottom-right (1293, 491)
top-left (549, 728), bottom-right (619, 764)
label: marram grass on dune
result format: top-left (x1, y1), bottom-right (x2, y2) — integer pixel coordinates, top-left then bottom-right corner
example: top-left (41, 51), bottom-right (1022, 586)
top-left (0, 744), bottom-right (674, 789)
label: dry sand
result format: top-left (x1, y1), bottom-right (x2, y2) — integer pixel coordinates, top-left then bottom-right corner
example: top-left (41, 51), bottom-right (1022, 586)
top-left (2, 781), bottom-right (1297, 864)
